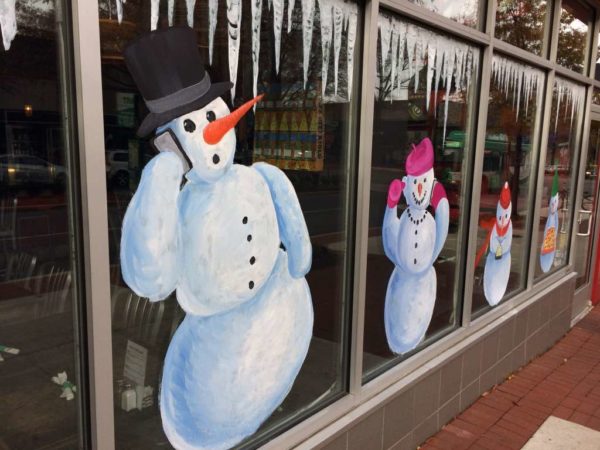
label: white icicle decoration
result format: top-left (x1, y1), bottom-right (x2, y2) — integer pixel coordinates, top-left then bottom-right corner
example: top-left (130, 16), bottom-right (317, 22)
top-left (287, 0), bottom-right (296, 33)
top-left (208, 0), bottom-right (218, 64)
top-left (491, 55), bottom-right (544, 120)
top-left (227, 0), bottom-right (242, 100)
top-left (0, 0), bottom-right (15, 51)
top-left (318, 0), bottom-right (333, 97)
top-left (116, 0), bottom-right (125, 24)
top-left (186, 0), bottom-right (196, 27)
top-left (346, 7), bottom-right (357, 100)
top-left (332, 2), bottom-right (344, 96)
top-left (168, 0), bottom-right (174, 26)
top-left (150, 0), bottom-right (159, 30)
top-left (377, 14), bottom-right (477, 144)
top-left (301, 0), bottom-right (315, 89)
top-left (273, 0), bottom-right (284, 73)
top-left (553, 77), bottom-right (585, 133)
top-left (252, 0), bottom-right (263, 99)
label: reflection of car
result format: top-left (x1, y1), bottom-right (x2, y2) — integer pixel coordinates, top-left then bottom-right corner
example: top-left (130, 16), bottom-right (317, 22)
top-left (0, 154), bottom-right (66, 187)
top-left (106, 150), bottom-right (130, 188)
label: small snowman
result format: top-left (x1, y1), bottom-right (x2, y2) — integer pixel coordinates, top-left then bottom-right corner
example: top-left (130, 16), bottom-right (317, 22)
top-left (383, 138), bottom-right (449, 354)
top-left (120, 28), bottom-right (313, 450)
top-left (481, 182), bottom-right (513, 306)
top-left (540, 169), bottom-right (560, 273)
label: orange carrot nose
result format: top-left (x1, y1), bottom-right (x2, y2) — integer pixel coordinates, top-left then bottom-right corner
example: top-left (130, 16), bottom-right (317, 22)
top-left (418, 183), bottom-right (423, 196)
top-left (203, 94), bottom-right (264, 145)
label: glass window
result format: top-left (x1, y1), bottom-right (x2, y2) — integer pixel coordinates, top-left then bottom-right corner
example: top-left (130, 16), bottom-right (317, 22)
top-left (362, 12), bottom-right (479, 380)
top-left (495, 0), bottom-right (548, 56)
top-left (593, 87), bottom-right (600, 105)
top-left (535, 77), bottom-right (586, 279)
top-left (100, 1), bottom-right (361, 448)
top-left (408, 0), bottom-right (482, 28)
top-left (0, 1), bottom-right (85, 449)
top-left (595, 33), bottom-right (600, 81)
top-left (557, 0), bottom-right (592, 74)
top-left (472, 55), bottom-right (544, 315)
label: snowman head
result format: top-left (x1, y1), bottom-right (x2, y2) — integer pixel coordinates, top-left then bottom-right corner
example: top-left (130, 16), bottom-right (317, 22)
top-left (496, 181), bottom-right (512, 228)
top-left (403, 137), bottom-right (435, 210)
top-left (157, 95), bottom-right (262, 183)
top-left (549, 192), bottom-right (560, 214)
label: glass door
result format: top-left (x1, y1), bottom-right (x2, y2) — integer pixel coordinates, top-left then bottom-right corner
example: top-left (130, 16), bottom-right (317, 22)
top-left (574, 115), bottom-right (600, 290)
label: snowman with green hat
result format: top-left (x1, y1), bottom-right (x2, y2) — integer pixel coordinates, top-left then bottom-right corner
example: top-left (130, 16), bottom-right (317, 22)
top-left (540, 167), bottom-right (560, 272)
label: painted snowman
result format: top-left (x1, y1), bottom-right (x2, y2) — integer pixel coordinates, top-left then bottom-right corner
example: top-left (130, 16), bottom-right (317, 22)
top-left (482, 182), bottom-right (513, 306)
top-left (540, 169), bottom-right (560, 273)
top-left (383, 138), bottom-right (449, 354)
top-left (120, 28), bottom-right (313, 450)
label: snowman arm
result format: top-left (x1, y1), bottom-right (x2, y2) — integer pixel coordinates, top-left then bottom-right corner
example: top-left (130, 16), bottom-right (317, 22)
top-left (382, 206), bottom-right (401, 265)
top-left (253, 162), bottom-right (312, 278)
top-left (430, 181), bottom-right (449, 264)
top-left (502, 223), bottom-right (513, 253)
top-left (120, 152), bottom-right (183, 301)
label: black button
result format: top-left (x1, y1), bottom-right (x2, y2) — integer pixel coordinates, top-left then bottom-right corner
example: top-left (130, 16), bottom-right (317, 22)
top-left (414, 258), bottom-right (417, 264)
top-left (415, 243), bottom-right (418, 248)
top-left (415, 230), bottom-right (418, 235)
top-left (242, 216), bottom-right (248, 224)
top-left (247, 235), bottom-right (252, 242)
top-left (250, 256), bottom-right (256, 265)
top-left (213, 154), bottom-right (220, 164)
top-left (249, 281), bottom-right (254, 289)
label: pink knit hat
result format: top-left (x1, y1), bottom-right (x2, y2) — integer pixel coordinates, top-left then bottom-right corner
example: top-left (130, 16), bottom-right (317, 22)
top-left (406, 137), bottom-right (434, 176)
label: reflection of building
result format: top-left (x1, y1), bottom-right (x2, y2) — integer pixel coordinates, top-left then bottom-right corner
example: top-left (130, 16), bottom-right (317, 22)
top-left (2, 0), bottom-right (600, 449)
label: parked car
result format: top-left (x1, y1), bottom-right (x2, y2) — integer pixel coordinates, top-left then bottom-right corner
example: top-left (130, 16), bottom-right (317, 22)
top-left (106, 150), bottom-right (130, 188)
top-left (0, 154), bottom-right (66, 188)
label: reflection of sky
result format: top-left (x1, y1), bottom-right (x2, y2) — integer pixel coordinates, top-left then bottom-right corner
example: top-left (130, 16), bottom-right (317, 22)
top-left (567, 18), bottom-right (588, 32)
top-left (418, 0), bottom-right (478, 22)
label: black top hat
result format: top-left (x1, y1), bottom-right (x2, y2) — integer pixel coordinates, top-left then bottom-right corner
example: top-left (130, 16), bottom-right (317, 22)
top-left (124, 26), bottom-right (232, 137)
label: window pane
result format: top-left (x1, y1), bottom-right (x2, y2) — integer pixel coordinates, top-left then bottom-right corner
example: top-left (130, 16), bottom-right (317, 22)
top-left (535, 77), bottom-right (585, 279)
top-left (362, 12), bottom-right (479, 380)
top-left (593, 87), bottom-right (600, 105)
top-left (557, 0), bottom-right (592, 74)
top-left (408, 0), bottom-right (482, 28)
top-left (472, 55), bottom-right (544, 314)
top-left (495, 0), bottom-right (548, 56)
top-left (0, 1), bottom-right (85, 449)
top-left (100, 1), bottom-right (360, 448)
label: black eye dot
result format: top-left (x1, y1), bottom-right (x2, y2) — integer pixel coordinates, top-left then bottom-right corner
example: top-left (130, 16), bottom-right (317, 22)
top-left (413, 179), bottom-right (417, 184)
top-left (206, 111), bottom-right (216, 122)
top-left (424, 178), bottom-right (427, 182)
top-left (183, 119), bottom-right (196, 133)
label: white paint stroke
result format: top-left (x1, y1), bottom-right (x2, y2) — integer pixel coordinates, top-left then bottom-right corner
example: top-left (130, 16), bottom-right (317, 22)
top-left (273, 0), bottom-right (284, 73)
top-left (150, 0), bottom-right (159, 30)
top-left (168, 0), bottom-right (174, 26)
top-left (287, 0), bottom-right (296, 33)
top-left (208, 0), bottom-right (218, 63)
top-left (318, 0), bottom-right (333, 97)
top-left (186, 0), bottom-right (196, 27)
top-left (553, 77), bottom-right (585, 133)
top-left (0, 0), bottom-right (16, 50)
top-left (301, 0), bottom-right (316, 89)
top-left (227, 0), bottom-right (242, 100)
top-left (252, 0), bottom-right (263, 99)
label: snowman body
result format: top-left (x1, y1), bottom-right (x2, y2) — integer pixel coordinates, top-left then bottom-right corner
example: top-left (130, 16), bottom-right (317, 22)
top-left (483, 223), bottom-right (512, 306)
top-left (540, 194), bottom-right (559, 273)
top-left (120, 97), bottom-right (313, 450)
top-left (383, 153), bottom-right (449, 354)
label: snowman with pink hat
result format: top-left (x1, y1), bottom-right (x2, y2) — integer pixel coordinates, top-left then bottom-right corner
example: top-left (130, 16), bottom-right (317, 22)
top-left (383, 137), bottom-right (449, 354)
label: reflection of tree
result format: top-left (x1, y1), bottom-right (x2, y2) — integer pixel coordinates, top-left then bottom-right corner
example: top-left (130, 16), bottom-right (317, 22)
top-left (495, 0), bottom-right (546, 55)
top-left (556, 9), bottom-right (587, 73)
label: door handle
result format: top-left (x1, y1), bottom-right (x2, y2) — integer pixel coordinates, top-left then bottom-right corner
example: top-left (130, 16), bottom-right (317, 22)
top-left (577, 209), bottom-right (593, 236)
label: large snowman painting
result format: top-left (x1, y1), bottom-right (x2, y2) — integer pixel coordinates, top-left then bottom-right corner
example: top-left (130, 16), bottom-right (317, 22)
top-left (119, 28), bottom-right (313, 450)
top-left (474, 182), bottom-right (513, 306)
top-left (540, 169), bottom-right (560, 273)
top-left (383, 138), bottom-right (449, 354)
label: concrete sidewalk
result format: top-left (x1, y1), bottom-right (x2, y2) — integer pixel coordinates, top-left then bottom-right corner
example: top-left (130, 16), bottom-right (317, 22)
top-left (420, 305), bottom-right (600, 449)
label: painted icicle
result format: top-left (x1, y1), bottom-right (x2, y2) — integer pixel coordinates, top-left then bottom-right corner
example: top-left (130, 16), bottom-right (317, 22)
top-left (116, 0), bottom-right (125, 24)
top-left (288, 0), bottom-right (296, 32)
top-left (273, 0), bottom-right (284, 73)
top-left (301, 0), bottom-right (315, 89)
top-left (252, 0), bottom-right (263, 99)
top-left (377, 15), bottom-right (477, 144)
top-left (332, 1), bottom-right (344, 96)
top-left (318, 0), bottom-right (333, 97)
top-left (227, 0), bottom-right (242, 100)
top-left (168, 0), bottom-right (174, 26)
top-left (491, 55), bottom-right (544, 120)
top-left (346, 5), bottom-right (357, 100)
top-left (186, 0), bottom-right (197, 27)
top-left (150, 0), bottom-right (160, 30)
top-left (208, 0), bottom-right (218, 63)
top-left (553, 77), bottom-right (585, 133)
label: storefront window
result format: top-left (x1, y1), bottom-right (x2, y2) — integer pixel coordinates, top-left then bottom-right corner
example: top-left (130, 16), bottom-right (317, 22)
top-left (408, 0), bottom-right (482, 28)
top-left (99, 0), bottom-right (360, 448)
top-left (362, 12), bottom-right (479, 380)
top-left (472, 55), bottom-right (544, 315)
top-left (535, 77), bottom-right (585, 280)
top-left (495, 0), bottom-right (548, 57)
top-left (0, 1), bottom-right (86, 449)
top-left (557, 0), bottom-right (592, 74)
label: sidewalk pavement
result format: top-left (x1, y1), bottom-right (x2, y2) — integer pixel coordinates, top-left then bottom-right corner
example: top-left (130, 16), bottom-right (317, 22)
top-left (420, 304), bottom-right (600, 449)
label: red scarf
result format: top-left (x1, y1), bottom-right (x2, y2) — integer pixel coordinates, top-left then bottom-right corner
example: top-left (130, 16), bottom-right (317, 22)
top-left (495, 219), bottom-right (511, 237)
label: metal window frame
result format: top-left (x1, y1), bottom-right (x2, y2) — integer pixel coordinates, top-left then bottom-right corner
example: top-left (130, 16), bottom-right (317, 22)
top-left (70, 0), bottom-right (600, 447)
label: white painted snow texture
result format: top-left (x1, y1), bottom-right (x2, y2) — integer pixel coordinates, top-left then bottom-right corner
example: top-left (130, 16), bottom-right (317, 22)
top-left (553, 77), bottom-right (585, 133)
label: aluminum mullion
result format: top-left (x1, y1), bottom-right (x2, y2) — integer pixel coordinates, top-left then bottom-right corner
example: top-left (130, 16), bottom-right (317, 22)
top-left (549, 0), bottom-right (562, 64)
top-left (348, 0), bottom-right (380, 394)
top-left (70, 0), bottom-right (115, 448)
top-left (528, 69), bottom-right (556, 288)
top-left (493, 40), bottom-right (555, 72)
